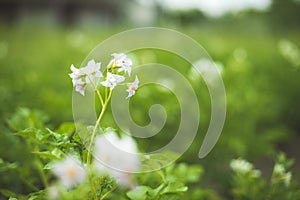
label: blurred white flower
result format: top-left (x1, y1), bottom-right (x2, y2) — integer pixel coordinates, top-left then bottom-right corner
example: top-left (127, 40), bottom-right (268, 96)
top-left (126, 76), bottom-right (139, 98)
top-left (273, 163), bottom-right (292, 186)
top-left (93, 132), bottom-right (139, 187)
top-left (101, 72), bottom-right (125, 90)
top-left (110, 53), bottom-right (132, 76)
top-left (283, 172), bottom-right (292, 187)
top-left (274, 163), bottom-right (285, 175)
top-left (47, 185), bottom-right (60, 200)
top-left (251, 169), bottom-right (262, 178)
top-left (82, 59), bottom-right (103, 84)
top-left (52, 156), bottom-right (86, 189)
top-left (230, 158), bottom-right (253, 174)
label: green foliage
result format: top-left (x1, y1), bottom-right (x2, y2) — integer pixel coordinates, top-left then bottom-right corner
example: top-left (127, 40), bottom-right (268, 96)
top-left (7, 107), bottom-right (49, 131)
top-left (127, 163), bottom-right (203, 200)
top-left (0, 16), bottom-right (300, 199)
top-left (230, 154), bottom-right (300, 200)
top-left (0, 108), bottom-right (211, 200)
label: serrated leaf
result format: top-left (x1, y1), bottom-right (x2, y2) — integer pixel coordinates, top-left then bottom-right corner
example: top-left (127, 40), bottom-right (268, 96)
top-left (32, 148), bottom-right (63, 160)
top-left (14, 128), bottom-right (39, 138)
top-left (14, 127), bottom-right (51, 143)
top-left (56, 122), bottom-right (75, 136)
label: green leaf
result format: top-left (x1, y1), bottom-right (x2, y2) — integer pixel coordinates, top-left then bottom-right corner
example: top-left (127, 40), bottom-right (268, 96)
top-left (127, 186), bottom-right (151, 200)
top-left (150, 183), bottom-right (166, 197)
top-left (7, 107), bottom-right (49, 131)
top-left (56, 122), bottom-right (75, 136)
top-left (141, 151), bottom-right (179, 171)
top-left (1, 189), bottom-right (24, 199)
top-left (32, 148), bottom-right (63, 160)
top-left (159, 194), bottom-right (181, 200)
top-left (27, 190), bottom-right (46, 200)
top-left (0, 158), bottom-right (18, 172)
top-left (43, 161), bottom-right (55, 170)
top-left (166, 163), bottom-right (203, 183)
top-left (14, 128), bottom-right (39, 139)
top-left (161, 181), bottom-right (188, 195)
top-left (14, 127), bottom-right (52, 143)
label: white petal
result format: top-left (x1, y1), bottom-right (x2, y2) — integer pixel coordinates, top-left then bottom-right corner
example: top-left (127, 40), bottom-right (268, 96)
top-left (87, 59), bottom-right (96, 67)
top-left (70, 64), bottom-right (78, 72)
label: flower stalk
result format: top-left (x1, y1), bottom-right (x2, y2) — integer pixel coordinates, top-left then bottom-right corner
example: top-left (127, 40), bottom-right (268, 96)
top-left (86, 89), bottom-right (112, 200)
top-left (69, 53), bottom-right (139, 199)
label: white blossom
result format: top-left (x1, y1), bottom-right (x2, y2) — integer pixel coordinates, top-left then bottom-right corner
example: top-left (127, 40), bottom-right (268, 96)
top-left (126, 76), bottom-right (139, 98)
top-left (101, 72), bottom-right (125, 90)
top-left (273, 164), bottom-right (292, 186)
top-left (52, 156), bottom-right (86, 189)
top-left (283, 172), bottom-right (292, 187)
top-left (230, 158), bottom-right (253, 174)
top-left (69, 60), bottom-right (102, 95)
top-left (82, 59), bottom-right (103, 84)
top-left (110, 53), bottom-right (132, 76)
top-left (69, 64), bottom-right (84, 86)
top-left (47, 185), bottom-right (60, 200)
top-left (93, 132), bottom-right (139, 187)
top-left (69, 64), bottom-right (86, 95)
top-left (274, 163), bottom-right (285, 175)
top-left (251, 169), bottom-right (262, 178)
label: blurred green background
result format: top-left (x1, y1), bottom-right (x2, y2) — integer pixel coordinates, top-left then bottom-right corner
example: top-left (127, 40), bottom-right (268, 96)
top-left (0, 0), bottom-right (300, 198)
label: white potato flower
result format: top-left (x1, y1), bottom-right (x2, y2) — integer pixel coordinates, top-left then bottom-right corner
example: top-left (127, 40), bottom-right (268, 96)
top-left (230, 158), bottom-right (253, 174)
top-left (283, 172), bottom-right (292, 187)
top-left (274, 163), bottom-right (285, 175)
top-left (110, 53), bottom-right (132, 76)
top-left (93, 132), bottom-right (139, 187)
top-left (47, 185), bottom-right (60, 200)
top-left (52, 156), bottom-right (86, 189)
top-left (126, 76), bottom-right (139, 99)
top-left (69, 64), bottom-right (84, 86)
top-left (69, 59), bottom-right (102, 96)
top-left (101, 72), bottom-right (125, 90)
top-left (81, 59), bottom-right (103, 84)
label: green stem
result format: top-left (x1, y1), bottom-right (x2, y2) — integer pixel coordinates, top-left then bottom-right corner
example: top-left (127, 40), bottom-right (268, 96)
top-left (19, 173), bottom-right (39, 191)
top-left (100, 185), bottom-right (117, 200)
top-left (87, 76), bottom-right (104, 106)
top-left (31, 143), bottom-right (48, 189)
top-left (97, 90), bottom-right (104, 106)
top-left (36, 159), bottom-right (48, 188)
top-left (86, 89), bottom-right (112, 200)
